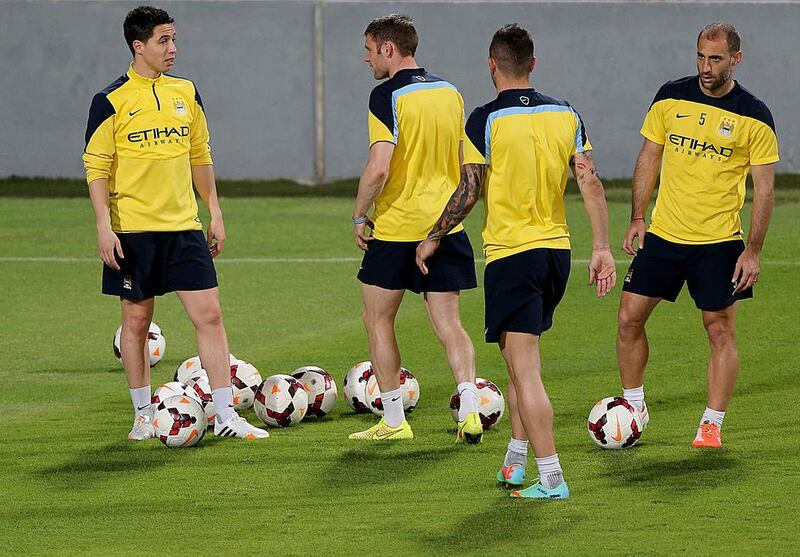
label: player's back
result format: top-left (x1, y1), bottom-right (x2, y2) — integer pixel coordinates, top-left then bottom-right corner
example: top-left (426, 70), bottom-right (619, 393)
top-left (367, 68), bottom-right (464, 242)
top-left (463, 89), bottom-right (591, 263)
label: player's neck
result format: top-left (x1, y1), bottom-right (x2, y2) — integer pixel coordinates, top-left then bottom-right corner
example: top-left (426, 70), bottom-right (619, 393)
top-left (699, 77), bottom-right (736, 98)
top-left (131, 58), bottom-right (162, 80)
top-left (388, 57), bottom-right (419, 79)
top-left (495, 78), bottom-right (532, 94)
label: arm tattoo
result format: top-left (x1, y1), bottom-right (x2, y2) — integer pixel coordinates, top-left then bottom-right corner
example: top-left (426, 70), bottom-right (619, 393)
top-left (572, 152), bottom-right (600, 185)
top-left (427, 163), bottom-right (486, 241)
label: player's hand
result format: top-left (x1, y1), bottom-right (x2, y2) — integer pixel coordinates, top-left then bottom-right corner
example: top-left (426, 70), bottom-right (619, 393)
top-left (415, 239), bottom-right (440, 275)
top-left (732, 245), bottom-right (760, 293)
top-left (97, 225), bottom-right (123, 270)
top-left (354, 218), bottom-right (374, 251)
top-left (207, 216), bottom-right (226, 258)
top-left (588, 247), bottom-right (616, 297)
top-left (622, 219), bottom-right (647, 256)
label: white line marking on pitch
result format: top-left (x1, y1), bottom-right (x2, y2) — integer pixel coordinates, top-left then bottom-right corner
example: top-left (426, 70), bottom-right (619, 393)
top-left (1, 256), bottom-right (798, 266)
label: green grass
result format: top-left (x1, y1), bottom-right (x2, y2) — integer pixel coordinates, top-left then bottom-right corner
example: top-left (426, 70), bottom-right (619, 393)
top-left (1, 192), bottom-right (799, 555)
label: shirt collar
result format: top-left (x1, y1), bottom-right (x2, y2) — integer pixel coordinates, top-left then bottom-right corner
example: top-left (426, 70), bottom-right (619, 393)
top-left (127, 63), bottom-right (163, 85)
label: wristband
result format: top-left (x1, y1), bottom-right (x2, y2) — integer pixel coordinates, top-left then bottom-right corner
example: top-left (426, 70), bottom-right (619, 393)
top-left (631, 217), bottom-right (645, 222)
top-left (352, 215), bottom-right (368, 225)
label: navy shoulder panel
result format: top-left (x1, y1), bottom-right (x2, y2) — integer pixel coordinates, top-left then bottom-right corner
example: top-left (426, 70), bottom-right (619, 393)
top-left (369, 82), bottom-right (394, 133)
top-left (465, 105), bottom-right (490, 158)
top-left (85, 75), bottom-right (127, 147)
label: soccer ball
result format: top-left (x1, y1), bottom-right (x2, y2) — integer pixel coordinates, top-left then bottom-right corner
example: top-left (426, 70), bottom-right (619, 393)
top-left (343, 361), bottom-right (373, 413)
top-left (153, 394), bottom-right (207, 448)
top-left (365, 367), bottom-right (420, 415)
top-left (254, 374), bottom-right (308, 428)
top-left (231, 360), bottom-right (262, 410)
top-left (185, 375), bottom-right (216, 426)
top-left (174, 353), bottom-right (237, 384)
top-left (151, 381), bottom-right (200, 407)
top-left (292, 366), bottom-right (338, 418)
top-left (587, 397), bottom-right (643, 449)
top-left (449, 378), bottom-right (505, 429)
top-left (113, 322), bottom-right (166, 367)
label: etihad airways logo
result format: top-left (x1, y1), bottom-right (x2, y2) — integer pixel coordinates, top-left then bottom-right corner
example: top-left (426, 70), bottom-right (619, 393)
top-left (668, 133), bottom-right (733, 159)
top-left (127, 126), bottom-right (190, 143)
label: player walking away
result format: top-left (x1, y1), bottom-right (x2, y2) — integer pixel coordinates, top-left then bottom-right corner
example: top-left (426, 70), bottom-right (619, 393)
top-left (83, 6), bottom-right (268, 440)
top-left (617, 23), bottom-right (778, 449)
top-left (417, 24), bottom-right (616, 499)
top-left (349, 14), bottom-right (482, 442)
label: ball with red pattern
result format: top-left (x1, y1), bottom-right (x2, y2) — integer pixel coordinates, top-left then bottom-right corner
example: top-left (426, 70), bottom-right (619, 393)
top-left (173, 353), bottom-right (237, 384)
top-left (113, 322), bottom-right (166, 367)
top-left (587, 396), bottom-right (643, 449)
top-left (184, 374), bottom-right (216, 427)
top-left (230, 359), bottom-right (262, 411)
top-left (365, 367), bottom-right (421, 415)
top-left (343, 361), bottom-right (373, 413)
top-left (449, 378), bottom-right (505, 429)
top-left (292, 366), bottom-right (338, 418)
top-left (153, 394), bottom-right (207, 448)
top-left (254, 374), bottom-right (308, 428)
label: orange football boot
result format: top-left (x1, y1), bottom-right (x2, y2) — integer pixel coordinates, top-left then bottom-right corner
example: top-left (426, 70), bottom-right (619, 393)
top-left (691, 422), bottom-right (722, 448)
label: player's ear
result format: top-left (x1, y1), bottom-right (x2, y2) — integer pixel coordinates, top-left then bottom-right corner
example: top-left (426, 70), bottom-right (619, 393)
top-left (731, 50), bottom-right (743, 67)
top-left (132, 39), bottom-right (144, 56)
top-left (530, 56), bottom-right (537, 73)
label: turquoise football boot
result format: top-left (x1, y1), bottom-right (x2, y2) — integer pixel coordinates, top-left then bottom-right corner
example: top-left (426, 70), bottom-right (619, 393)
top-left (510, 481), bottom-right (570, 500)
top-left (496, 463), bottom-right (526, 488)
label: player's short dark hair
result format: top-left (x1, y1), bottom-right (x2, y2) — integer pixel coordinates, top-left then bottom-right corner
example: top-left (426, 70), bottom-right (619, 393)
top-left (364, 14), bottom-right (418, 57)
top-left (124, 6), bottom-right (174, 55)
top-left (489, 24), bottom-right (535, 78)
top-left (698, 22), bottom-right (741, 54)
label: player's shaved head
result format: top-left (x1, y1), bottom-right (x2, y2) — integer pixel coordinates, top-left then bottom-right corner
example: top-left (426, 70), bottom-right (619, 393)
top-left (490, 24), bottom-right (534, 79)
top-left (364, 14), bottom-right (418, 57)
top-left (698, 22), bottom-right (741, 54)
top-left (124, 6), bottom-right (174, 55)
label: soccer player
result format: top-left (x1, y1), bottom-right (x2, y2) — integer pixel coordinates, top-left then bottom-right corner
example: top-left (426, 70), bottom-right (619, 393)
top-left (83, 6), bottom-right (268, 440)
top-left (617, 23), bottom-right (778, 449)
top-left (417, 24), bottom-right (616, 499)
top-left (349, 14), bottom-right (482, 442)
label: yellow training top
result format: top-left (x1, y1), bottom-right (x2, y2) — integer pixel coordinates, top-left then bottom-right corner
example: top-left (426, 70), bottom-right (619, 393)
top-left (83, 65), bottom-right (213, 232)
top-left (367, 67), bottom-right (465, 242)
top-left (641, 76), bottom-right (779, 244)
top-left (462, 88), bottom-right (592, 264)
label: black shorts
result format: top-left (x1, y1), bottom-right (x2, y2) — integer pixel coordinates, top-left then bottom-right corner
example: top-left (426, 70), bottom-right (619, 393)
top-left (357, 230), bottom-right (477, 294)
top-left (622, 232), bottom-right (752, 311)
top-left (102, 230), bottom-right (218, 300)
top-left (484, 248), bottom-right (571, 343)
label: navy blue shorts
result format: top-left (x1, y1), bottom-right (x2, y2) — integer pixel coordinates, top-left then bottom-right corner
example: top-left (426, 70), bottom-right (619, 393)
top-left (484, 248), bottom-right (571, 343)
top-left (622, 232), bottom-right (752, 311)
top-left (102, 230), bottom-right (218, 300)
top-left (357, 231), bottom-right (477, 294)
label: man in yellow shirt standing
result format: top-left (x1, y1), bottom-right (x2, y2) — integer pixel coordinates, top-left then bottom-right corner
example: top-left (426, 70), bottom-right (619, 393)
top-left (418, 24), bottom-right (616, 499)
top-left (350, 14), bottom-right (481, 442)
top-left (83, 6), bottom-right (267, 441)
top-left (617, 23), bottom-right (778, 449)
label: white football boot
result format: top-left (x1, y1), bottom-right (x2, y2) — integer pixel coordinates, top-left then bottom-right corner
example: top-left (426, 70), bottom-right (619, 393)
top-left (214, 413), bottom-right (270, 439)
top-left (128, 414), bottom-right (155, 441)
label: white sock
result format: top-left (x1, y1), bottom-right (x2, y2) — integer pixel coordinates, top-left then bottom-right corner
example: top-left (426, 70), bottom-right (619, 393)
top-left (504, 438), bottom-right (528, 467)
top-left (130, 386), bottom-right (151, 417)
top-left (381, 388), bottom-right (405, 428)
top-left (212, 387), bottom-right (235, 424)
top-left (623, 385), bottom-right (645, 411)
top-left (535, 453), bottom-right (564, 489)
top-left (457, 382), bottom-right (479, 421)
top-left (701, 407), bottom-right (726, 429)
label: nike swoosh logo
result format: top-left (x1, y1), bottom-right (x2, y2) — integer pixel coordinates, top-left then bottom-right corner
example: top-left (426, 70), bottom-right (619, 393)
top-left (129, 109), bottom-right (142, 116)
top-left (376, 428), bottom-right (404, 439)
top-left (136, 404), bottom-right (150, 411)
top-left (368, 383), bottom-right (377, 396)
top-left (390, 397), bottom-right (400, 402)
top-left (676, 113), bottom-right (691, 119)
top-left (611, 419), bottom-right (623, 442)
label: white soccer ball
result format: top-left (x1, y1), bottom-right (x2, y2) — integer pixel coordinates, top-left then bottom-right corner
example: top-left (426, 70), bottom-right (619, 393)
top-left (231, 360), bottom-right (262, 410)
top-left (365, 367), bottom-right (420, 415)
top-left (151, 381), bottom-right (200, 407)
top-left (587, 396), bottom-right (643, 449)
top-left (254, 374), bottom-right (308, 428)
top-left (291, 366), bottom-right (338, 418)
top-left (449, 378), bottom-right (505, 429)
top-left (113, 322), bottom-right (166, 367)
top-left (174, 353), bottom-right (237, 384)
top-left (153, 394), bottom-right (207, 448)
top-left (343, 361), bottom-right (373, 413)
top-left (185, 374), bottom-right (216, 426)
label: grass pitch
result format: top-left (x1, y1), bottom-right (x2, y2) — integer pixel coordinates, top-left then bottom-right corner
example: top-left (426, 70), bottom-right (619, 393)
top-left (1, 188), bottom-right (799, 555)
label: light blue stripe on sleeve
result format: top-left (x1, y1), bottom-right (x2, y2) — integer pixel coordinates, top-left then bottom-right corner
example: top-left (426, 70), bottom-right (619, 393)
top-left (484, 105), bottom-right (572, 163)
top-left (391, 81), bottom-right (458, 143)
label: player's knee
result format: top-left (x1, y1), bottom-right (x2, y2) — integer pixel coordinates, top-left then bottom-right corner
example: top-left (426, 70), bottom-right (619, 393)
top-left (123, 315), bottom-right (151, 339)
top-left (193, 304), bottom-right (223, 330)
top-left (705, 319), bottom-right (735, 347)
top-left (618, 306), bottom-right (647, 337)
